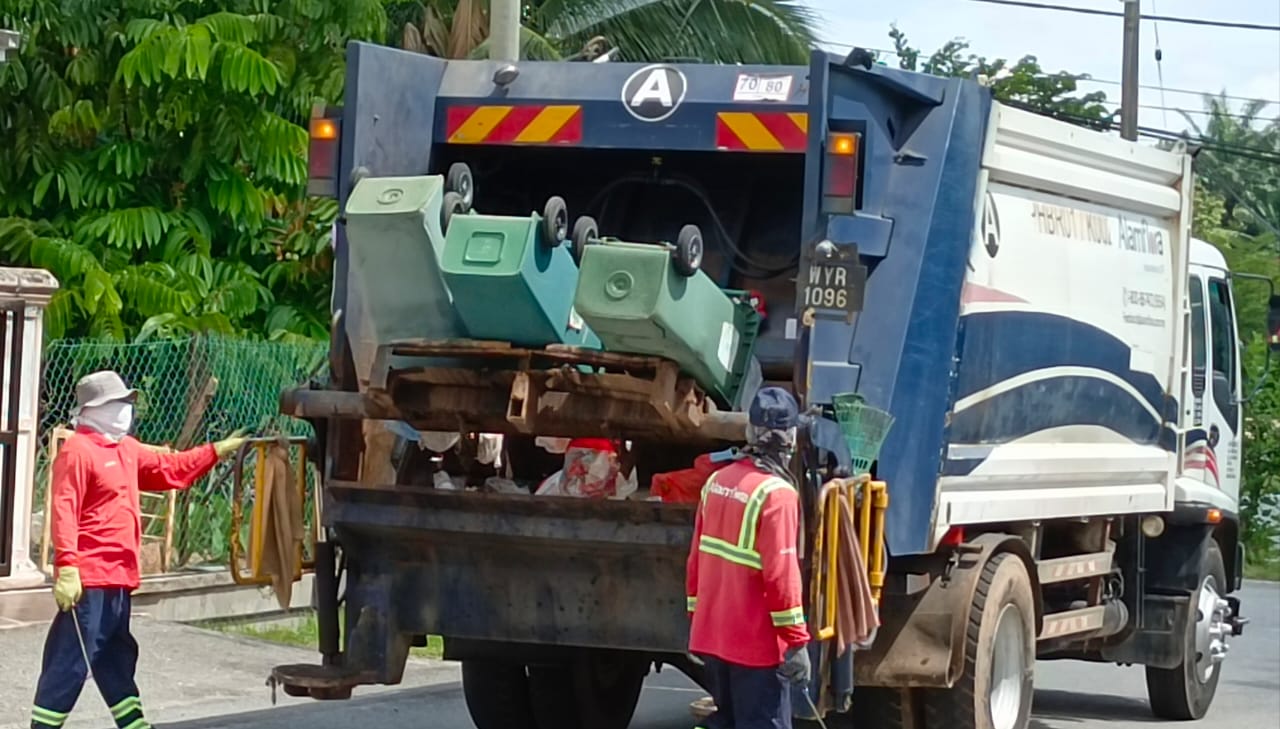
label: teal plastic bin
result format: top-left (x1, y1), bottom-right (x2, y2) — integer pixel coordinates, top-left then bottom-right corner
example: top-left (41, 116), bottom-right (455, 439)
top-left (440, 213), bottom-right (600, 349)
top-left (573, 241), bottom-right (761, 407)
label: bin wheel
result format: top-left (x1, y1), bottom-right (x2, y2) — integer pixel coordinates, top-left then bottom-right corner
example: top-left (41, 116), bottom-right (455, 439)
top-left (571, 216), bottom-right (599, 266)
top-left (446, 162), bottom-right (475, 210)
top-left (674, 224), bottom-right (704, 277)
top-left (542, 196), bottom-right (569, 248)
top-left (442, 191), bottom-right (466, 230)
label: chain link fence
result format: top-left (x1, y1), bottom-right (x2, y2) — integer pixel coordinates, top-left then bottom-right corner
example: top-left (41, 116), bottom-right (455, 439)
top-left (34, 336), bottom-right (328, 572)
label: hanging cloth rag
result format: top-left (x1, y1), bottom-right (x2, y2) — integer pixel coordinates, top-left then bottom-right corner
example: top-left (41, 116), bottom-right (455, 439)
top-left (259, 442), bottom-right (305, 610)
top-left (834, 489), bottom-right (881, 653)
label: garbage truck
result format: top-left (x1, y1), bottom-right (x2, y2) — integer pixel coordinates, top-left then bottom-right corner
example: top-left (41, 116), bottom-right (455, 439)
top-left (246, 41), bottom-right (1279, 729)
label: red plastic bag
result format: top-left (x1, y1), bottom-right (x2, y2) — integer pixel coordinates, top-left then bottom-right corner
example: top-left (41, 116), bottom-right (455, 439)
top-left (651, 454), bottom-right (725, 504)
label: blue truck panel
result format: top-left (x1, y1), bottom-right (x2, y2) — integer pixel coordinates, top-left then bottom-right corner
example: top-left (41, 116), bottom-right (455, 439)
top-left (334, 44), bottom-right (996, 558)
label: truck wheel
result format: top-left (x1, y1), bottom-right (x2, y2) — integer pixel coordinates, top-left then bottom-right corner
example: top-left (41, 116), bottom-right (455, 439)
top-left (571, 216), bottom-right (598, 266)
top-left (460, 660), bottom-right (535, 729)
top-left (1145, 540), bottom-right (1228, 720)
top-left (541, 196), bottom-right (569, 247)
top-left (446, 162), bottom-right (475, 210)
top-left (673, 224), bottom-right (704, 277)
top-left (527, 651), bottom-right (647, 729)
top-left (924, 553), bottom-right (1035, 729)
top-left (528, 665), bottom-right (578, 728)
top-left (442, 191), bottom-right (466, 231)
top-left (571, 650), bottom-right (648, 729)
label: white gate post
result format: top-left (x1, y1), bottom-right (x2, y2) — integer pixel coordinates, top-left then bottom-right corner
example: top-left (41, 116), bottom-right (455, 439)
top-left (0, 267), bottom-right (59, 589)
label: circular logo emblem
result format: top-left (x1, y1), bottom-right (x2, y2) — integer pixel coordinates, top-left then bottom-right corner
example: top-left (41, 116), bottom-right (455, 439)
top-left (621, 65), bottom-right (688, 123)
top-left (377, 188), bottom-right (404, 205)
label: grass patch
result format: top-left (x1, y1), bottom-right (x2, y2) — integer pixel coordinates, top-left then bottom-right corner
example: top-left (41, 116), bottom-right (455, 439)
top-left (216, 609), bottom-right (444, 659)
top-left (1244, 558), bottom-right (1280, 582)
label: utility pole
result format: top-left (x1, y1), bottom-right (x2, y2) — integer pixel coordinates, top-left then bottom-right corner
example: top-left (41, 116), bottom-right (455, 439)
top-left (1120, 0), bottom-right (1140, 141)
top-left (489, 0), bottom-right (521, 62)
top-left (0, 29), bottom-right (20, 64)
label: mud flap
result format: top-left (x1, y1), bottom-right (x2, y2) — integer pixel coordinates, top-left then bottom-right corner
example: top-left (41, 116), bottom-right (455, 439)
top-left (853, 534), bottom-right (1040, 688)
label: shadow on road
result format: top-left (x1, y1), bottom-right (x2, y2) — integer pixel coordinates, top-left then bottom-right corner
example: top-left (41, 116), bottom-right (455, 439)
top-left (156, 684), bottom-right (461, 729)
top-left (1033, 689), bottom-right (1157, 724)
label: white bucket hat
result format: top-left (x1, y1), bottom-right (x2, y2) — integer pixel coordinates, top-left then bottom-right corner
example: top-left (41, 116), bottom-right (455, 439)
top-left (71, 370), bottom-right (137, 416)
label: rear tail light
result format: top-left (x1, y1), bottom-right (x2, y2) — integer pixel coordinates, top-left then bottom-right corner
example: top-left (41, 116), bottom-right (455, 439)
top-left (822, 132), bottom-right (860, 215)
top-left (308, 105), bottom-right (341, 197)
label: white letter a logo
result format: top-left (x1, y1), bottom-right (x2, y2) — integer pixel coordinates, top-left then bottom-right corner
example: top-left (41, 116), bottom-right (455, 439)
top-left (631, 69), bottom-right (673, 108)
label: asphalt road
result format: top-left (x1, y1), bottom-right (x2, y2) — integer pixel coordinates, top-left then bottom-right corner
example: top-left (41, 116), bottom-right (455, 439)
top-left (154, 581), bottom-right (1279, 729)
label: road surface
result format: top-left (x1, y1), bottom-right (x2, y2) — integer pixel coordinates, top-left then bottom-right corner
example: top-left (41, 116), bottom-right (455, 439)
top-left (1, 582), bottom-right (1275, 729)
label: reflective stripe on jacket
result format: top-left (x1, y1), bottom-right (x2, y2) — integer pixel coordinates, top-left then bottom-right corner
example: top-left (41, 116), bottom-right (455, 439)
top-left (685, 459), bottom-right (809, 667)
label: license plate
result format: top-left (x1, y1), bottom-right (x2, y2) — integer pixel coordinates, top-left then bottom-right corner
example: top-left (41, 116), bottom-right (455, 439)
top-left (797, 246), bottom-right (866, 316)
top-left (733, 74), bottom-right (794, 102)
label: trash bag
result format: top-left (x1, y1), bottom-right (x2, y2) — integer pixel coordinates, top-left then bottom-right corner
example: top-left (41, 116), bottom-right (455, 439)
top-left (651, 453), bottom-right (725, 504)
top-left (535, 439), bottom-right (635, 499)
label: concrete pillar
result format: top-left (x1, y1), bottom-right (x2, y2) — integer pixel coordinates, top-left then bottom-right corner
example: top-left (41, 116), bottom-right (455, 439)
top-left (0, 268), bottom-right (58, 590)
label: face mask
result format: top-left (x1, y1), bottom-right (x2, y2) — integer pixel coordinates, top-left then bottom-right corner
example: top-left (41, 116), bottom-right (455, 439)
top-left (74, 401), bottom-right (135, 442)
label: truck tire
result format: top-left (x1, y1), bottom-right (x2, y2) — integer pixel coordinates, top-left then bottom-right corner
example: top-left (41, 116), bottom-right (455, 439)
top-left (1145, 539), bottom-right (1228, 720)
top-left (527, 651), bottom-right (647, 729)
top-left (924, 552), bottom-right (1035, 729)
top-left (460, 660), bottom-right (535, 729)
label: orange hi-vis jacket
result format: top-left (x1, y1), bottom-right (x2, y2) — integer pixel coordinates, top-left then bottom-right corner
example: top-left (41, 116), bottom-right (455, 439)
top-left (52, 428), bottom-right (219, 590)
top-left (685, 458), bottom-right (810, 667)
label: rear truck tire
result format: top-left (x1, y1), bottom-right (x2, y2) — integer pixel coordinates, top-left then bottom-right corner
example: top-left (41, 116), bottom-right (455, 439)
top-left (446, 162), bottom-right (475, 209)
top-left (527, 650), bottom-right (648, 729)
top-left (1145, 539), bottom-right (1228, 721)
top-left (674, 224), bottom-right (704, 277)
top-left (571, 215), bottom-right (598, 266)
top-left (850, 687), bottom-right (916, 729)
top-left (541, 196), bottom-right (569, 247)
top-left (924, 552), bottom-right (1036, 729)
top-left (442, 191), bottom-right (466, 231)
top-left (460, 660), bottom-right (535, 729)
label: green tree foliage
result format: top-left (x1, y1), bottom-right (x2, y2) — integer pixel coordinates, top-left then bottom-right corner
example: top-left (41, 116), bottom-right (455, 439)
top-left (0, 0), bottom-right (386, 341)
top-left (887, 26), bottom-right (1113, 124)
top-left (391, 0), bottom-right (818, 64)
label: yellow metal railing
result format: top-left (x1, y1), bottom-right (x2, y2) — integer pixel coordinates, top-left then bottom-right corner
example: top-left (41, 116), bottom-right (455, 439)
top-left (808, 476), bottom-right (889, 641)
top-left (229, 437), bottom-right (318, 587)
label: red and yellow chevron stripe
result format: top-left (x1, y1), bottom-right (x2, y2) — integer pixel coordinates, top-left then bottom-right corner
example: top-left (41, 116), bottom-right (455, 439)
top-left (715, 112), bottom-right (809, 152)
top-left (445, 105), bottom-right (583, 145)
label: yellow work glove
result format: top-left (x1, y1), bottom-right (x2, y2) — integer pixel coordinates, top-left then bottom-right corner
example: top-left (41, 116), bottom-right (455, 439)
top-left (53, 566), bottom-right (82, 612)
top-left (213, 428), bottom-right (250, 459)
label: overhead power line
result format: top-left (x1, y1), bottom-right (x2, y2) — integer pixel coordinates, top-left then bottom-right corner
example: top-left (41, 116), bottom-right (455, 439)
top-left (965, 0), bottom-right (1280, 32)
top-left (819, 42), bottom-right (1280, 106)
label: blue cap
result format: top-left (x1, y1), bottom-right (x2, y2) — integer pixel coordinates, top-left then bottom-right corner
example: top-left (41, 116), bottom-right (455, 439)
top-left (749, 387), bottom-right (800, 430)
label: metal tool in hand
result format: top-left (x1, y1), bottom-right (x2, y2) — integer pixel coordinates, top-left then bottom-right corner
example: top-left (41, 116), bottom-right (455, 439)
top-left (802, 690), bottom-right (828, 729)
top-left (70, 609), bottom-right (92, 680)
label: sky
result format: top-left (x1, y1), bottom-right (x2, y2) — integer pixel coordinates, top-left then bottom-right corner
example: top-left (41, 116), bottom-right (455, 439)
top-left (808, 0), bottom-right (1280, 134)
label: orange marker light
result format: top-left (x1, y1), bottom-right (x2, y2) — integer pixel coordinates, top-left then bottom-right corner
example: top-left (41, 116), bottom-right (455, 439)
top-left (829, 133), bottom-right (858, 156)
top-left (310, 118), bottom-right (338, 141)
top-left (1207, 508), bottom-right (1223, 524)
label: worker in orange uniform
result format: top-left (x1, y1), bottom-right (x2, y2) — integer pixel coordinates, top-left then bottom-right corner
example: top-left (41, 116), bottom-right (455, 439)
top-left (686, 386), bottom-right (810, 729)
top-left (30, 371), bottom-right (248, 729)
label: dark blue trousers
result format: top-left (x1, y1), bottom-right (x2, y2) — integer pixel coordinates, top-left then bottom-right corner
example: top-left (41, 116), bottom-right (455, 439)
top-left (31, 588), bottom-right (150, 729)
top-left (697, 655), bottom-right (792, 729)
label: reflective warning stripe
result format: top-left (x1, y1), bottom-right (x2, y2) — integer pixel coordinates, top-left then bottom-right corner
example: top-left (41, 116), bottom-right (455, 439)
top-left (738, 477), bottom-right (793, 551)
top-left (699, 535), bottom-right (763, 570)
top-left (715, 112), bottom-right (809, 152)
top-left (687, 596), bottom-right (698, 612)
top-left (109, 697), bottom-right (141, 720)
top-left (31, 706), bottom-right (67, 727)
top-left (770, 606), bottom-right (806, 627)
top-left (445, 105), bottom-right (583, 145)
top-left (119, 719), bottom-right (152, 729)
